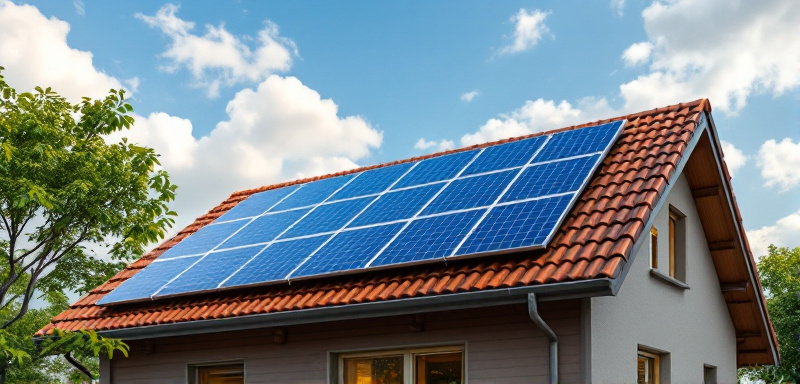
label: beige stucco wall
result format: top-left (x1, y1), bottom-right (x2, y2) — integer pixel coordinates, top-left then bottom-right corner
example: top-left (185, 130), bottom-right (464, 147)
top-left (102, 300), bottom-right (583, 384)
top-left (589, 174), bottom-right (738, 383)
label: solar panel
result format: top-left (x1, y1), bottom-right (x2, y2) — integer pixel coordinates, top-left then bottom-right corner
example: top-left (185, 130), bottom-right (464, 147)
top-left (97, 119), bottom-right (624, 305)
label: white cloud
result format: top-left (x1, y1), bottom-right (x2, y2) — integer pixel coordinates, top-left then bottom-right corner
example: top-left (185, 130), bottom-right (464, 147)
top-left (720, 140), bottom-right (747, 178)
top-left (73, 0), bottom-right (84, 16)
top-left (611, 0), bottom-right (626, 16)
top-left (461, 90), bottom-right (479, 102)
top-left (619, 0), bottom-right (800, 113)
top-left (757, 138), bottom-right (800, 192)
top-left (136, 4), bottom-right (297, 97)
top-left (0, 1), bottom-right (122, 101)
top-left (461, 97), bottom-right (615, 146)
top-left (118, 75), bottom-right (383, 229)
top-left (414, 138), bottom-right (455, 152)
top-left (747, 210), bottom-right (800, 258)
top-left (124, 77), bottom-right (140, 93)
top-left (622, 42), bottom-right (653, 66)
top-left (500, 9), bottom-right (551, 55)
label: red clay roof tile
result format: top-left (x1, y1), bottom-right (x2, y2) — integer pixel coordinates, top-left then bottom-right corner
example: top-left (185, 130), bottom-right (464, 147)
top-left (41, 99), bottom-right (712, 334)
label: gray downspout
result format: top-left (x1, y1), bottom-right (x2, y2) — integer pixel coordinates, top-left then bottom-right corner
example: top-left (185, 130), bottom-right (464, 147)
top-left (528, 292), bottom-right (558, 384)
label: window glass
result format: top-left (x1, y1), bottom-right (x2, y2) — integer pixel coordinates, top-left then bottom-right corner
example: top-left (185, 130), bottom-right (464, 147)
top-left (637, 352), bottom-right (659, 384)
top-left (415, 352), bottom-right (462, 384)
top-left (343, 355), bottom-right (404, 384)
top-left (195, 363), bottom-right (244, 384)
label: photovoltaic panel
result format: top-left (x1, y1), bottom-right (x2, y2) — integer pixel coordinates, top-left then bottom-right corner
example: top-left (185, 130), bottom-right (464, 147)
top-left (157, 246), bottom-right (263, 297)
top-left (280, 197), bottom-right (373, 238)
top-left (271, 174), bottom-right (355, 211)
top-left (500, 155), bottom-right (600, 203)
top-left (455, 195), bottom-right (573, 256)
top-left (371, 209), bottom-right (485, 267)
top-left (462, 135), bottom-right (546, 175)
top-left (219, 208), bottom-right (309, 249)
top-left (421, 170), bottom-right (516, 215)
top-left (330, 163), bottom-right (413, 201)
top-left (157, 220), bottom-right (248, 260)
top-left (535, 121), bottom-right (622, 162)
top-left (215, 185), bottom-right (300, 222)
top-left (290, 223), bottom-right (405, 278)
top-left (391, 150), bottom-right (477, 189)
top-left (99, 119), bottom-right (625, 305)
top-left (96, 256), bottom-right (200, 304)
top-left (348, 184), bottom-right (441, 227)
top-left (220, 236), bottom-right (329, 288)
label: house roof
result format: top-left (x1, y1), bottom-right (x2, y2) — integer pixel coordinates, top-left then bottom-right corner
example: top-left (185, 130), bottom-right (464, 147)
top-left (40, 99), bottom-right (778, 366)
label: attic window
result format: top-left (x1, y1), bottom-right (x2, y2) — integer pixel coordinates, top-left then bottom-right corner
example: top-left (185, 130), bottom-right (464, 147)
top-left (668, 208), bottom-right (686, 282)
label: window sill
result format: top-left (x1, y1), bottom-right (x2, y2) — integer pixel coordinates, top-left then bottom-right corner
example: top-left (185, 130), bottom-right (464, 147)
top-left (650, 269), bottom-right (690, 290)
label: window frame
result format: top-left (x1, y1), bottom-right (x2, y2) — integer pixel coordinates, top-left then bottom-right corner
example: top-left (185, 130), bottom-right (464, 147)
top-left (668, 206), bottom-right (686, 282)
top-left (334, 344), bottom-right (465, 384)
top-left (187, 360), bottom-right (246, 384)
top-left (649, 226), bottom-right (658, 269)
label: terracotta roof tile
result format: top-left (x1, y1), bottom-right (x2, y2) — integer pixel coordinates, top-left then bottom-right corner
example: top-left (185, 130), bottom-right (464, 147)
top-left (41, 99), bottom-right (711, 334)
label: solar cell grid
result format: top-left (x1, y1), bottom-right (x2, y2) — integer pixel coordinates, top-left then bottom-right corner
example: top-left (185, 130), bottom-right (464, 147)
top-left (370, 209), bottom-right (485, 267)
top-left (462, 135), bottom-right (546, 175)
top-left (500, 154), bottom-right (600, 203)
top-left (157, 246), bottom-right (263, 296)
top-left (421, 170), bottom-right (516, 215)
top-left (330, 162), bottom-right (413, 201)
top-left (270, 173), bottom-right (355, 211)
top-left (96, 255), bottom-right (200, 304)
top-left (290, 223), bottom-right (404, 278)
top-left (456, 194), bottom-right (573, 256)
top-left (215, 185), bottom-right (300, 222)
top-left (221, 236), bottom-right (329, 288)
top-left (157, 220), bottom-right (247, 260)
top-left (219, 208), bottom-right (309, 249)
top-left (348, 184), bottom-right (441, 227)
top-left (99, 119), bottom-right (624, 305)
top-left (280, 197), bottom-right (373, 239)
top-left (391, 150), bottom-right (478, 189)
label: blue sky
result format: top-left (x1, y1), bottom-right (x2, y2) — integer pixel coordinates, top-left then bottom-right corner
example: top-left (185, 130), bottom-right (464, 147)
top-left (1, 0), bottom-right (798, 256)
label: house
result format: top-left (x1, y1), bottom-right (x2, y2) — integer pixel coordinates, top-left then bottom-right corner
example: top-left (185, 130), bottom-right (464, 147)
top-left (41, 99), bottom-right (778, 383)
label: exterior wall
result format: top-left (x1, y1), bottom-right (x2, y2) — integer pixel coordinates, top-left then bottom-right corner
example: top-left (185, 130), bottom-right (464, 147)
top-left (589, 174), bottom-right (738, 383)
top-left (104, 300), bottom-right (583, 384)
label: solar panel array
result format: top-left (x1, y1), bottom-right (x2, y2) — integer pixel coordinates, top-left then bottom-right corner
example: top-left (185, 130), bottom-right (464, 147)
top-left (98, 120), bottom-right (625, 305)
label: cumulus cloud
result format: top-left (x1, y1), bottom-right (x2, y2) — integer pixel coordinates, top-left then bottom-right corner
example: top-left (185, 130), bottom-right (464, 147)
top-left (136, 4), bottom-right (297, 97)
top-left (118, 76), bottom-right (382, 228)
top-left (720, 140), bottom-right (747, 178)
top-left (461, 90), bottom-right (479, 102)
top-left (460, 97), bottom-right (615, 146)
top-left (619, 0), bottom-right (800, 113)
top-left (500, 9), bottom-right (551, 55)
top-left (757, 138), bottom-right (800, 191)
top-left (622, 42), bottom-right (653, 66)
top-left (414, 138), bottom-right (455, 152)
top-left (747, 210), bottom-right (800, 258)
top-left (0, 1), bottom-right (122, 101)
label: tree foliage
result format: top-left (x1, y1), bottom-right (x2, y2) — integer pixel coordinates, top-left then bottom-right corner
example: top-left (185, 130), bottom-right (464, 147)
top-left (0, 67), bottom-right (177, 381)
top-left (740, 245), bottom-right (800, 383)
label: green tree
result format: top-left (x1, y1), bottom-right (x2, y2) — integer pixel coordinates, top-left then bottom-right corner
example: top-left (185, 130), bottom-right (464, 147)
top-left (0, 66), bottom-right (176, 382)
top-left (740, 245), bottom-right (800, 383)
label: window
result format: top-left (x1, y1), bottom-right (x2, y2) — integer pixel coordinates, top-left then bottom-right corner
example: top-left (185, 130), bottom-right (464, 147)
top-left (650, 227), bottom-right (658, 269)
top-left (637, 351), bottom-right (660, 384)
top-left (704, 364), bottom-right (717, 384)
top-left (337, 346), bottom-right (463, 384)
top-left (668, 208), bottom-right (686, 281)
top-left (189, 362), bottom-right (244, 384)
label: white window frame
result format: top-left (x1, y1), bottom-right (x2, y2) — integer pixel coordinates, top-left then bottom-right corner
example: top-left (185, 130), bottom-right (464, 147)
top-left (334, 345), bottom-right (465, 384)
